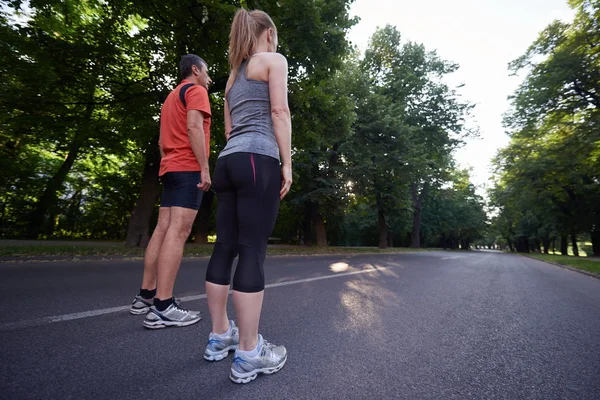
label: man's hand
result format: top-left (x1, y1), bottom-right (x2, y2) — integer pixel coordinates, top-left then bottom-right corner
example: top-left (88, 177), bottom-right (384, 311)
top-left (198, 170), bottom-right (211, 192)
top-left (280, 165), bottom-right (292, 200)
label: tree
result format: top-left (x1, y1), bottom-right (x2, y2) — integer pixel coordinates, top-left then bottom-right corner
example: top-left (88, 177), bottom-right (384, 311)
top-left (421, 170), bottom-right (487, 250)
top-left (124, 0), bottom-right (358, 247)
top-left (348, 25), bottom-right (474, 248)
top-left (2, 0), bottom-right (156, 238)
top-left (495, 0), bottom-right (600, 256)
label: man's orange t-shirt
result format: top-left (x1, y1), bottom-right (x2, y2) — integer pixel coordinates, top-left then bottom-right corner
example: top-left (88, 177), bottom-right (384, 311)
top-left (159, 80), bottom-right (211, 176)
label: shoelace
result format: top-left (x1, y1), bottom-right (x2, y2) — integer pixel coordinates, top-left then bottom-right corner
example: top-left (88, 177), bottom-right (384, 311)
top-left (260, 339), bottom-right (277, 357)
top-left (172, 302), bottom-right (189, 313)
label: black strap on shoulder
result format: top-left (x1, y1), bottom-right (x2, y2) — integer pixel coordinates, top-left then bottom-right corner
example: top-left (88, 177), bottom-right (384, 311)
top-left (179, 83), bottom-right (195, 107)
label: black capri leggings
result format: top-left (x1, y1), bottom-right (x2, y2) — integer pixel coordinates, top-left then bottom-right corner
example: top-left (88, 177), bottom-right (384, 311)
top-left (206, 152), bottom-right (281, 293)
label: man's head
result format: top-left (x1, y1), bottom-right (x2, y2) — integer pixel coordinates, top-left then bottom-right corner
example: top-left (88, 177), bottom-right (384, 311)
top-left (180, 54), bottom-right (211, 90)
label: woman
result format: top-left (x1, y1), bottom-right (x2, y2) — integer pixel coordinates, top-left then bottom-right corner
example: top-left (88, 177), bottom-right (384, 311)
top-left (202, 8), bottom-right (292, 384)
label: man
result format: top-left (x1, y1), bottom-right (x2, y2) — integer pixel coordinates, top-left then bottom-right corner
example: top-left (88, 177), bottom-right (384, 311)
top-left (129, 54), bottom-right (212, 329)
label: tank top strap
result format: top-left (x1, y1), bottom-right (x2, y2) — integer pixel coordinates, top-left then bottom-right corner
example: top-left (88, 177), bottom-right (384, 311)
top-left (237, 60), bottom-right (249, 82)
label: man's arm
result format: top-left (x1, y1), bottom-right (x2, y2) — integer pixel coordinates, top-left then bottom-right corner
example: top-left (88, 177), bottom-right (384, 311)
top-left (158, 140), bottom-right (165, 158)
top-left (187, 110), bottom-right (211, 191)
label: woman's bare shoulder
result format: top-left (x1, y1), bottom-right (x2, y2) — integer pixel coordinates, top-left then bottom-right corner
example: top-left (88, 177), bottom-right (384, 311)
top-left (255, 52), bottom-right (287, 66)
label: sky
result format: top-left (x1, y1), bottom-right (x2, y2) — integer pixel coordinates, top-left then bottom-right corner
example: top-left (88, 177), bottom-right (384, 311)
top-left (347, 0), bottom-right (575, 194)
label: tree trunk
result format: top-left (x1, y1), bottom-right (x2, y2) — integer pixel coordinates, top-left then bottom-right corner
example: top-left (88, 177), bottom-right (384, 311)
top-left (378, 210), bottom-right (387, 249)
top-left (552, 238), bottom-right (556, 254)
top-left (542, 237), bottom-right (550, 254)
top-left (303, 202), bottom-right (313, 246)
top-left (507, 238), bottom-right (514, 252)
top-left (515, 237), bottom-right (525, 252)
top-left (125, 133), bottom-right (162, 247)
top-left (27, 82), bottom-right (98, 238)
top-left (592, 228), bottom-right (600, 257)
top-left (313, 211), bottom-right (327, 247)
top-left (63, 189), bottom-right (83, 233)
top-left (27, 134), bottom-right (87, 238)
top-left (387, 230), bottom-right (394, 248)
top-left (373, 185), bottom-right (387, 249)
top-left (571, 234), bottom-right (579, 257)
top-left (560, 235), bottom-right (568, 255)
top-left (193, 190), bottom-right (215, 244)
top-left (410, 182), bottom-right (429, 248)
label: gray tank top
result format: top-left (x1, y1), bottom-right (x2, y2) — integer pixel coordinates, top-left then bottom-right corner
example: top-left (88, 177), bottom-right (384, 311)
top-left (219, 59), bottom-right (280, 161)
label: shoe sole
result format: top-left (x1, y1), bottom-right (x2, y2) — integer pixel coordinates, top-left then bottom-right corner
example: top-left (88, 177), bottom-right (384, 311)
top-left (229, 355), bottom-right (287, 384)
top-left (204, 345), bottom-right (239, 362)
top-left (130, 307), bottom-right (149, 315)
top-left (143, 316), bottom-right (202, 329)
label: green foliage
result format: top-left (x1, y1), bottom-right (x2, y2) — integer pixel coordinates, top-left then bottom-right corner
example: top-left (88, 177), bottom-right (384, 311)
top-left (1, 0), bottom-right (486, 247)
top-left (491, 0), bottom-right (600, 255)
top-left (343, 25), bottom-right (476, 248)
top-left (422, 170), bottom-right (487, 249)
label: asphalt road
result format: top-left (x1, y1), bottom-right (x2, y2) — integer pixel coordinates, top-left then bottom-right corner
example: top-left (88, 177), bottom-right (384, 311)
top-left (1, 251), bottom-right (599, 400)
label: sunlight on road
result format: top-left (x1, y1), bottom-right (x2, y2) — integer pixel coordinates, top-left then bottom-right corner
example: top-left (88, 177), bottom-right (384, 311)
top-left (329, 262), bottom-right (350, 272)
top-left (335, 272), bottom-right (401, 343)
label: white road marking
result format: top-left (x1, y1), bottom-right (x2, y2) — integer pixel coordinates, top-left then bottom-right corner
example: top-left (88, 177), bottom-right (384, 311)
top-left (0, 267), bottom-right (390, 332)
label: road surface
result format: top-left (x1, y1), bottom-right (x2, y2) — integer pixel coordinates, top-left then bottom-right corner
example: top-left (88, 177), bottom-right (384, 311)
top-left (1, 251), bottom-right (599, 399)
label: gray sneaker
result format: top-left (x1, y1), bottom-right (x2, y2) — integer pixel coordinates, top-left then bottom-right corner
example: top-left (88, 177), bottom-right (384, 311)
top-left (130, 295), bottom-right (181, 315)
top-left (129, 295), bottom-right (153, 315)
top-left (204, 320), bottom-right (239, 361)
top-left (229, 335), bottom-right (287, 384)
top-left (142, 302), bottom-right (201, 329)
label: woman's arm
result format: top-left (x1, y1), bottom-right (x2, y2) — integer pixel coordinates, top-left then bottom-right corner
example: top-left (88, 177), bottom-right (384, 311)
top-left (267, 53), bottom-right (292, 199)
top-left (224, 74), bottom-right (235, 141)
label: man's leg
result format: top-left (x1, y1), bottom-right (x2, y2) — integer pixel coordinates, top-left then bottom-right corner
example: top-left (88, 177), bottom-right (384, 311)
top-left (143, 206), bottom-right (200, 329)
top-left (155, 206), bottom-right (198, 301)
top-left (142, 171), bottom-right (204, 328)
top-left (141, 207), bottom-right (171, 291)
top-left (130, 207), bottom-right (171, 315)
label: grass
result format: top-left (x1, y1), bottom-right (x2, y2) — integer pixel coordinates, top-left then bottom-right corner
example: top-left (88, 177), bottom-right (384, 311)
top-left (525, 253), bottom-right (600, 275)
top-left (0, 242), bottom-right (433, 260)
top-left (266, 246), bottom-right (432, 256)
top-left (0, 244), bottom-right (148, 258)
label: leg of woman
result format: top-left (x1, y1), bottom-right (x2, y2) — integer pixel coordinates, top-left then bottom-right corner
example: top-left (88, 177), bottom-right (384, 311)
top-left (206, 157), bottom-right (238, 335)
top-left (230, 153), bottom-right (281, 350)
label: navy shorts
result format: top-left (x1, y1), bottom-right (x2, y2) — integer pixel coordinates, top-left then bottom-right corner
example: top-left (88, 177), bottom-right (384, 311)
top-left (160, 171), bottom-right (203, 210)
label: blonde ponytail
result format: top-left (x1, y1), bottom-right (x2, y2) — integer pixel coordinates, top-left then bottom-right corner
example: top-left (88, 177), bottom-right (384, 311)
top-left (228, 8), bottom-right (276, 72)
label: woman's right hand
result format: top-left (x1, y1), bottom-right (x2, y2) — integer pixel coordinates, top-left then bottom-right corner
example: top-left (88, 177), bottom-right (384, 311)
top-left (280, 164), bottom-right (292, 200)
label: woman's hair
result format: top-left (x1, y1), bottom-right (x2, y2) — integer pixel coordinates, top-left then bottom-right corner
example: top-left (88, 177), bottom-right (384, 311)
top-left (229, 8), bottom-right (276, 72)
